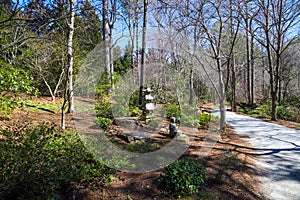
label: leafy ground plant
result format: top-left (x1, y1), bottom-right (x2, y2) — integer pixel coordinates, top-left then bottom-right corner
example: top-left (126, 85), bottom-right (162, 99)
top-left (163, 103), bottom-right (181, 121)
top-left (157, 158), bottom-right (206, 197)
top-left (199, 113), bottom-right (212, 128)
top-left (95, 99), bottom-right (113, 118)
top-left (0, 124), bottom-right (114, 199)
top-left (95, 117), bottom-right (112, 130)
top-left (0, 97), bottom-right (17, 119)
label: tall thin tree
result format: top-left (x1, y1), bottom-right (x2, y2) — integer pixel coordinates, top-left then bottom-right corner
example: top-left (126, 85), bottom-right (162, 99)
top-left (139, 0), bottom-right (148, 105)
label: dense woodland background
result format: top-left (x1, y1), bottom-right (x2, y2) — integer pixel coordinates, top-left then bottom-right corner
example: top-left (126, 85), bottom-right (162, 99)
top-left (1, 0), bottom-right (300, 128)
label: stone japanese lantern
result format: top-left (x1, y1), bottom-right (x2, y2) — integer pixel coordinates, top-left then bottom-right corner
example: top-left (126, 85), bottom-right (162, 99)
top-left (142, 87), bottom-right (155, 122)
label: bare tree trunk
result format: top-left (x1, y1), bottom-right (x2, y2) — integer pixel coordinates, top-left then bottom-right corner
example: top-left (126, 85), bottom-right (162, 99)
top-left (189, 69), bottom-right (194, 105)
top-left (278, 79), bottom-right (282, 103)
top-left (245, 6), bottom-right (251, 104)
top-left (265, 9), bottom-right (277, 120)
top-left (130, 1), bottom-right (135, 73)
top-left (218, 62), bottom-right (226, 132)
top-left (109, 0), bottom-right (117, 90)
top-left (135, 0), bottom-right (140, 85)
top-left (231, 56), bottom-right (236, 111)
top-left (139, 0), bottom-right (148, 105)
top-left (67, 0), bottom-right (75, 113)
top-left (250, 21), bottom-right (255, 103)
top-left (62, 80), bottom-right (67, 129)
top-left (103, 0), bottom-right (111, 89)
top-left (109, 28), bottom-right (114, 89)
top-left (230, 0), bottom-right (236, 111)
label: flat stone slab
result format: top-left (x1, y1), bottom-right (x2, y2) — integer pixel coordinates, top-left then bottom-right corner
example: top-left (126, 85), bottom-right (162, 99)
top-left (114, 117), bottom-right (141, 129)
top-left (116, 132), bottom-right (151, 143)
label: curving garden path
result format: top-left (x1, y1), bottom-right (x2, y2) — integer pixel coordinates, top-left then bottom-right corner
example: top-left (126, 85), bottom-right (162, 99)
top-left (212, 111), bottom-right (300, 200)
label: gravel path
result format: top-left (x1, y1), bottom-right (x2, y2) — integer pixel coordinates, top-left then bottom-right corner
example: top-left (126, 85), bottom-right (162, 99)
top-left (213, 111), bottom-right (300, 200)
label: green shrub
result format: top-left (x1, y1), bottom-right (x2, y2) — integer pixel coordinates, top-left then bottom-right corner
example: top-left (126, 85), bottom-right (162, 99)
top-left (95, 117), bottom-right (112, 130)
top-left (0, 97), bottom-right (17, 118)
top-left (180, 104), bottom-right (199, 126)
top-left (199, 113), bottom-right (212, 128)
top-left (283, 95), bottom-right (300, 109)
top-left (259, 101), bottom-right (272, 118)
top-left (238, 102), bottom-right (258, 114)
top-left (0, 124), bottom-right (114, 199)
top-left (0, 63), bottom-right (36, 95)
top-left (95, 99), bottom-right (112, 118)
top-left (158, 158), bottom-right (206, 196)
top-left (163, 104), bottom-right (181, 121)
top-left (129, 91), bottom-right (140, 107)
top-left (130, 106), bottom-right (141, 117)
top-left (277, 104), bottom-right (298, 121)
top-left (95, 73), bottom-right (112, 97)
top-left (181, 113), bottom-right (198, 126)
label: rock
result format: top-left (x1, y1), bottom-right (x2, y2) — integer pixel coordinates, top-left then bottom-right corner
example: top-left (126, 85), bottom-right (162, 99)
top-left (176, 133), bottom-right (189, 143)
top-left (116, 132), bottom-right (151, 143)
top-left (160, 127), bottom-right (167, 133)
top-left (114, 117), bottom-right (141, 129)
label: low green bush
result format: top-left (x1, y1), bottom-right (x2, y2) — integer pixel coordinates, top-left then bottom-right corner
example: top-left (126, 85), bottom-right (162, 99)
top-left (0, 124), bottom-right (114, 199)
top-left (95, 99), bottom-right (112, 118)
top-left (130, 106), bottom-right (141, 117)
top-left (258, 102), bottom-right (272, 118)
top-left (0, 63), bottom-right (36, 95)
top-left (199, 113), bottom-right (212, 128)
top-left (181, 113), bottom-right (198, 126)
top-left (157, 158), bottom-right (206, 197)
top-left (238, 102), bottom-right (271, 119)
top-left (180, 104), bottom-right (200, 126)
top-left (237, 102), bottom-right (258, 114)
top-left (163, 104), bottom-right (181, 121)
top-left (277, 104), bottom-right (298, 121)
top-left (95, 117), bottom-right (112, 130)
top-left (0, 97), bottom-right (17, 119)
top-left (129, 91), bottom-right (140, 107)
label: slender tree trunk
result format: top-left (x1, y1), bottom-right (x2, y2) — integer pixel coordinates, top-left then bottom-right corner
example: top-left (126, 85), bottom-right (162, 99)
top-left (250, 21), bottom-right (255, 103)
top-left (135, 0), bottom-right (140, 85)
top-left (218, 63), bottom-right (226, 132)
top-left (266, 24), bottom-right (277, 120)
top-left (230, 0), bottom-right (236, 111)
top-left (189, 69), bottom-right (194, 105)
top-left (231, 56), bottom-right (236, 111)
top-left (246, 27), bottom-right (251, 103)
top-left (67, 0), bottom-right (75, 113)
top-left (109, 26), bottom-right (114, 90)
top-left (130, 3), bottom-right (135, 71)
top-left (103, 0), bottom-right (111, 89)
top-left (109, 0), bottom-right (117, 90)
top-left (62, 80), bottom-right (68, 129)
top-left (278, 79), bottom-right (282, 103)
top-left (139, 0), bottom-right (148, 105)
